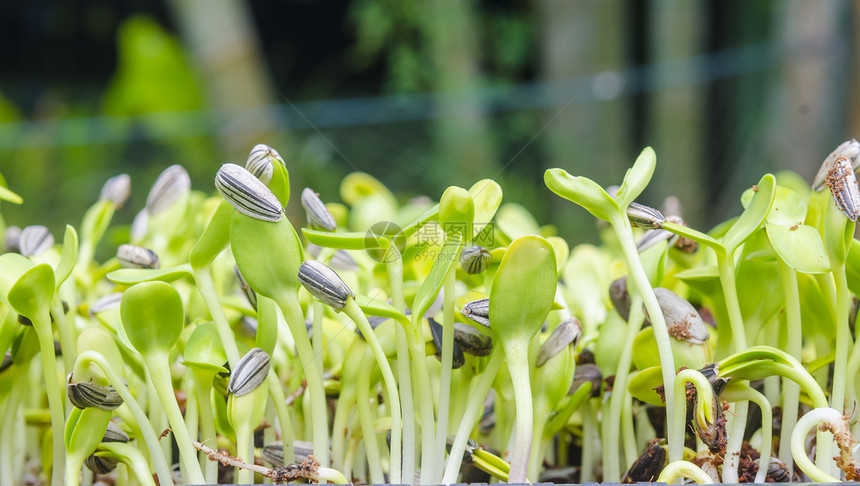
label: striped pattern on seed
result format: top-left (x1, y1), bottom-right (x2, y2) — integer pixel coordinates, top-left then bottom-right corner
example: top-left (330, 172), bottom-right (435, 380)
top-left (246, 144), bottom-right (282, 185)
top-left (67, 380), bottom-right (123, 410)
top-left (461, 298), bottom-right (490, 328)
top-left (228, 347), bottom-right (270, 397)
top-left (19, 225), bottom-right (54, 257)
top-left (146, 165), bottom-right (190, 215)
top-left (99, 174), bottom-right (131, 207)
top-left (297, 260), bottom-right (354, 310)
top-left (627, 202), bottom-right (666, 229)
top-left (826, 156), bottom-right (860, 221)
top-left (301, 188), bottom-right (337, 231)
top-left (461, 246), bottom-right (491, 274)
top-left (117, 244), bottom-right (159, 269)
top-left (215, 163), bottom-right (283, 222)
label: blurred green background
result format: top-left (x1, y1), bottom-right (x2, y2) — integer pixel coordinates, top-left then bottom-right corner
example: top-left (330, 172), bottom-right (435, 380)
top-left (0, 0), bottom-right (858, 247)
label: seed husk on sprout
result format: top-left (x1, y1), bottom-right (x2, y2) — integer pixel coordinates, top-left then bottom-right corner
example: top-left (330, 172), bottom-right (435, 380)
top-left (246, 143), bottom-right (284, 185)
top-left (215, 163), bottom-right (284, 222)
top-left (460, 246), bottom-right (491, 274)
top-left (825, 156), bottom-right (860, 221)
top-left (85, 454), bottom-right (119, 475)
top-left (453, 321), bottom-right (492, 356)
top-left (99, 174), bottom-right (131, 208)
top-left (766, 457), bottom-right (791, 482)
top-left (116, 244), bottom-right (160, 269)
top-left (645, 288), bottom-right (710, 345)
top-left (67, 376), bottom-right (123, 410)
top-left (89, 292), bottom-right (123, 315)
top-left (626, 202), bottom-right (666, 229)
top-left (609, 276), bottom-right (631, 321)
top-left (19, 225), bottom-right (54, 257)
top-left (297, 260), bottom-right (354, 310)
top-left (461, 298), bottom-right (490, 328)
top-left (262, 440), bottom-right (317, 466)
top-left (572, 363), bottom-right (602, 397)
top-left (145, 165), bottom-right (190, 215)
top-left (429, 317), bottom-right (465, 369)
top-left (535, 317), bottom-right (581, 367)
top-left (813, 139), bottom-right (860, 191)
top-left (102, 421), bottom-right (130, 443)
top-left (4, 225), bottom-right (20, 253)
top-left (227, 347), bottom-right (271, 397)
top-left (301, 188), bottom-right (337, 231)
top-left (622, 438), bottom-right (668, 483)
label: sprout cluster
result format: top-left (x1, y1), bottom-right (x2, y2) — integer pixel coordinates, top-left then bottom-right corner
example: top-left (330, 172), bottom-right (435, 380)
top-left (2, 140), bottom-right (860, 486)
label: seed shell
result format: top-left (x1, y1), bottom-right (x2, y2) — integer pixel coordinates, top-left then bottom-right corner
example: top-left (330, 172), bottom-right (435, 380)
top-left (535, 317), bottom-right (582, 367)
top-left (234, 265), bottom-right (258, 310)
top-left (627, 202), bottom-right (666, 229)
top-left (89, 292), bottom-right (123, 315)
top-left (460, 246), bottom-right (491, 274)
top-left (428, 317), bottom-right (465, 369)
top-left (228, 347), bottom-right (271, 397)
top-left (813, 139), bottom-right (860, 192)
top-left (297, 260), bottom-right (355, 310)
top-left (102, 421), bottom-right (130, 443)
top-left (67, 378), bottom-right (123, 410)
top-left (19, 225), bottom-right (54, 257)
top-left (99, 174), bottom-right (131, 208)
top-left (301, 188), bottom-right (337, 231)
top-left (215, 163), bottom-right (283, 222)
top-left (245, 144), bottom-right (284, 185)
top-left (116, 244), bottom-right (160, 269)
top-left (85, 454), bottom-right (118, 475)
top-left (146, 165), bottom-right (190, 215)
top-left (453, 321), bottom-right (492, 356)
top-left (825, 156), bottom-right (860, 221)
top-left (461, 298), bottom-right (490, 328)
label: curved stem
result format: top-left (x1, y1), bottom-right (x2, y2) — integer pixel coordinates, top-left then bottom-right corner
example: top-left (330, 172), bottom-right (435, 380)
top-left (790, 408), bottom-right (842, 482)
top-left (604, 295), bottom-right (645, 480)
top-left (613, 215), bottom-right (678, 460)
top-left (723, 385), bottom-right (771, 483)
top-left (670, 369), bottom-right (714, 464)
top-left (657, 460), bottom-right (714, 484)
top-left (442, 348), bottom-right (505, 484)
top-left (276, 293), bottom-right (330, 468)
top-left (95, 443), bottom-right (157, 486)
top-left (76, 351), bottom-right (173, 486)
top-left (344, 299), bottom-right (401, 484)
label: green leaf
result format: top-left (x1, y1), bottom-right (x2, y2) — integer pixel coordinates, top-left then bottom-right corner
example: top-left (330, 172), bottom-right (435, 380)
top-left (661, 220), bottom-right (723, 255)
top-left (615, 147), bottom-right (656, 209)
top-left (722, 173), bottom-right (776, 254)
top-left (546, 236), bottom-right (569, 274)
top-left (182, 322), bottom-right (229, 373)
top-left (340, 172), bottom-right (397, 208)
top-left (765, 224), bottom-right (830, 274)
top-left (489, 235), bottom-right (557, 350)
top-left (106, 264), bottom-right (193, 285)
top-left (356, 295), bottom-right (409, 329)
top-left (268, 158), bottom-right (290, 207)
top-left (302, 228), bottom-right (389, 251)
top-left (628, 366), bottom-right (666, 406)
top-left (765, 186), bottom-right (807, 226)
top-left (846, 239), bottom-right (860, 296)
top-left (120, 281), bottom-right (184, 357)
top-left (411, 234), bottom-right (462, 325)
top-left (545, 169), bottom-right (619, 222)
top-left (468, 179), bottom-right (503, 238)
top-left (54, 225), bottom-right (78, 289)
top-left (0, 185), bottom-right (22, 204)
top-left (495, 203), bottom-right (541, 241)
top-left (189, 200), bottom-right (233, 269)
top-left (7, 264), bottom-right (55, 319)
top-left (823, 197), bottom-right (854, 266)
top-left (440, 186), bottom-right (474, 239)
top-left (231, 213), bottom-right (304, 298)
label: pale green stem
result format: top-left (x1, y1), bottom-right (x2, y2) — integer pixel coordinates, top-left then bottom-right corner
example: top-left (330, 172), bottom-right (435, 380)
top-left (831, 266), bottom-right (851, 414)
top-left (527, 397), bottom-right (552, 482)
top-left (193, 380), bottom-right (219, 483)
top-left (723, 385), bottom-right (771, 483)
top-left (267, 372), bottom-right (295, 466)
top-left (51, 299), bottom-right (75, 378)
top-left (410, 327), bottom-right (436, 484)
top-left (0, 378), bottom-right (22, 486)
top-left (315, 467), bottom-right (350, 484)
top-left (314, 248), bottom-right (336, 381)
top-left (275, 293), bottom-right (330, 467)
top-left (505, 345), bottom-right (534, 483)
top-left (236, 423), bottom-right (254, 484)
top-left (670, 369), bottom-right (714, 464)
top-left (580, 398), bottom-right (597, 483)
top-left (344, 298), bottom-right (401, 484)
top-left (76, 351), bottom-right (173, 486)
top-left (356, 351), bottom-right (384, 483)
top-left (441, 348), bottom-right (505, 484)
top-left (433, 265), bottom-right (457, 483)
top-left (657, 460), bottom-right (714, 484)
top-left (184, 375), bottom-right (198, 447)
top-left (32, 308), bottom-right (65, 486)
top-left (331, 344), bottom-right (362, 470)
top-left (604, 295), bottom-right (645, 481)
top-left (791, 408), bottom-right (842, 482)
top-left (621, 388), bottom-right (638, 470)
top-left (146, 379), bottom-right (171, 472)
top-left (146, 355), bottom-right (205, 484)
top-left (613, 214), bottom-right (678, 461)
top-left (192, 267), bottom-right (241, 368)
top-left (385, 252), bottom-right (415, 484)
top-left (778, 260), bottom-right (802, 472)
